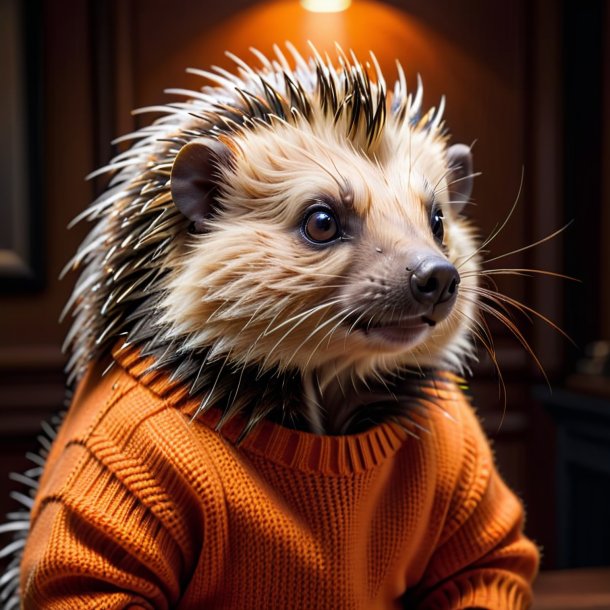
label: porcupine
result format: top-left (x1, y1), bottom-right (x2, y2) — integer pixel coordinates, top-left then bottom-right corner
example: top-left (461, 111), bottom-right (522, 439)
top-left (1, 45), bottom-right (539, 609)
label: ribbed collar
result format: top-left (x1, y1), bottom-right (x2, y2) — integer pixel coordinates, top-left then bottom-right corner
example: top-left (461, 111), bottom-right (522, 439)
top-left (111, 341), bottom-right (465, 475)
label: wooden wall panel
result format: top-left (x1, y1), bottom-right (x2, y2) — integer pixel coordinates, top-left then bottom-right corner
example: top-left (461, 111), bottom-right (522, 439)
top-left (602, 2), bottom-right (610, 340)
top-left (0, 0), bottom-right (95, 429)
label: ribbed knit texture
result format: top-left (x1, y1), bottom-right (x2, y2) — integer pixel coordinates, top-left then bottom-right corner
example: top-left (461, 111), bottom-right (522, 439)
top-left (20, 346), bottom-right (539, 609)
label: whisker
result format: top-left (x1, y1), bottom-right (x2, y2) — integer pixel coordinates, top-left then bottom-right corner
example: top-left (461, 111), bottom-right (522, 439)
top-left (455, 304), bottom-right (508, 423)
top-left (462, 284), bottom-right (523, 323)
top-left (263, 306), bottom-right (336, 365)
top-left (462, 267), bottom-right (578, 282)
top-left (263, 297), bottom-right (344, 336)
top-left (433, 171), bottom-right (482, 198)
top-left (301, 307), bottom-right (359, 372)
top-left (475, 299), bottom-right (550, 387)
top-left (344, 304), bottom-right (376, 349)
top-left (259, 295), bottom-right (302, 334)
top-left (462, 285), bottom-right (575, 345)
top-left (455, 168), bottom-right (524, 270)
top-left (279, 304), bottom-right (354, 371)
top-left (259, 298), bottom-right (346, 366)
top-left (483, 221), bottom-right (573, 266)
top-left (239, 299), bottom-right (277, 333)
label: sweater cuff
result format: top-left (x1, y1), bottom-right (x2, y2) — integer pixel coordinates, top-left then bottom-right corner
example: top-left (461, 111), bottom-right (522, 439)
top-left (419, 570), bottom-right (533, 610)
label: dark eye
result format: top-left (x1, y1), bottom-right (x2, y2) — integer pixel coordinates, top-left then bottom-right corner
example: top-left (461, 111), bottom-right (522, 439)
top-left (302, 207), bottom-right (340, 244)
top-left (430, 208), bottom-right (444, 244)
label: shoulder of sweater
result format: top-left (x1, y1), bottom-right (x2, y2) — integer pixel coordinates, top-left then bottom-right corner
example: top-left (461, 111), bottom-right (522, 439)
top-left (425, 382), bottom-right (506, 543)
top-left (25, 360), bottom-right (225, 586)
top-left (33, 357), bottom-right (228, 525)
top-left (417, 378), bottom-right (491, 465)
top-left (59, 354), bottom-right (225, 450)
top-left (412, 378), bottom-right (497, 516)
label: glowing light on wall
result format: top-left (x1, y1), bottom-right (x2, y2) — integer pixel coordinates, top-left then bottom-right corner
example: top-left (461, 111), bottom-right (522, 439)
top-left (153, 0), bottom-right (458, 98)
top-left (301, 0), bottom-right (351, 13)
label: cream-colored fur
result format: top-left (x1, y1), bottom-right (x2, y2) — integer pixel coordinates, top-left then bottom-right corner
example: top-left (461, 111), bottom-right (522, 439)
top-left (159, 118), bottom-right (479, 391)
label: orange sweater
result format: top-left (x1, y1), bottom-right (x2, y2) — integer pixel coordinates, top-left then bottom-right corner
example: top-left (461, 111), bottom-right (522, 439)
top-left (21, 346), bottom-right (538, 609)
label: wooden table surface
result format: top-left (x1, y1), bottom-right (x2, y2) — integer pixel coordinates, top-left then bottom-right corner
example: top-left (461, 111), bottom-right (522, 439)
top-left (532, 567), bottom-right (610, 610)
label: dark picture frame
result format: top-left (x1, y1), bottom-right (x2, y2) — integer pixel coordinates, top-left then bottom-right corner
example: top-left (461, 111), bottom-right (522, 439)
top-left (0, 0), bottom-right (43, 292)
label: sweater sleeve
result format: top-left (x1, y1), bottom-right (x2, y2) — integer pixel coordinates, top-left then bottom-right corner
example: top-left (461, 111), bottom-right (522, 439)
top-left (20, 371), bottom-right (206, 609)
top-left (407, 402), bottom-right (539, 610)
top-left (21, 483), bottom-right (176, 609)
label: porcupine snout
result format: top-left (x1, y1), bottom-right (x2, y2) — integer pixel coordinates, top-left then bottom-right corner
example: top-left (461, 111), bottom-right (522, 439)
top-left (410, 256), bottom-right (460, 322)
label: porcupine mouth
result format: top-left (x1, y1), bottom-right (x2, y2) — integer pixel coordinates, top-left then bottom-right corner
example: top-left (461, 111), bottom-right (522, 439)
top-left (347, 314), bottom-right (437, 349)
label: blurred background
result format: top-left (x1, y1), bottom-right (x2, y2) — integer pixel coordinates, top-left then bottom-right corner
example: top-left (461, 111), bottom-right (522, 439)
top-left (1, 0), bottom-right (609, 592)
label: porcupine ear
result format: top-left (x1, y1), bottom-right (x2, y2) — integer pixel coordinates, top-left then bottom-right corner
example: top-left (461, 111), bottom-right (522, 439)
top-left (446, 143), bottom-right (473, 213)
top-left (170, 137), bottom-right (232, 232)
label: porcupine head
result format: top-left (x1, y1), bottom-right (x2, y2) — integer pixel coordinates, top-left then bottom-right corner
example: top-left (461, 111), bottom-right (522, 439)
top-left (64, 45), bottom-right (479, 436)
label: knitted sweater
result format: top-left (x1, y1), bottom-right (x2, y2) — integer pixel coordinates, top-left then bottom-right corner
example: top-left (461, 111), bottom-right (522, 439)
top-left (20, 346), bottom-right (539, 609)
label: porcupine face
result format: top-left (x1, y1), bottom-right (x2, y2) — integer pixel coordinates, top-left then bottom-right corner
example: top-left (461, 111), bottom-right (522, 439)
top-left (64, 47), bottom-right (481, 422)
top-left (162, 115), bottom-right (479, 385)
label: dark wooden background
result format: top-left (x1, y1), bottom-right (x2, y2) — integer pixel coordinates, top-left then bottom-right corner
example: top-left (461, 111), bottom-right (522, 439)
top-left (1, 0), bottom-right (608, 571)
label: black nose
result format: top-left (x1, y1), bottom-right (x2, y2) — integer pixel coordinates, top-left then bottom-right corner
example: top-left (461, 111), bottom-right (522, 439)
top-left (410, 257), bottom-right (460, 306)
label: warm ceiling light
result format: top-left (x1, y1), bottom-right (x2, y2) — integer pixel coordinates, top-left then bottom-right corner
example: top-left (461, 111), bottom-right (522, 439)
top-left (301, 0), bottom-right (352, 13)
